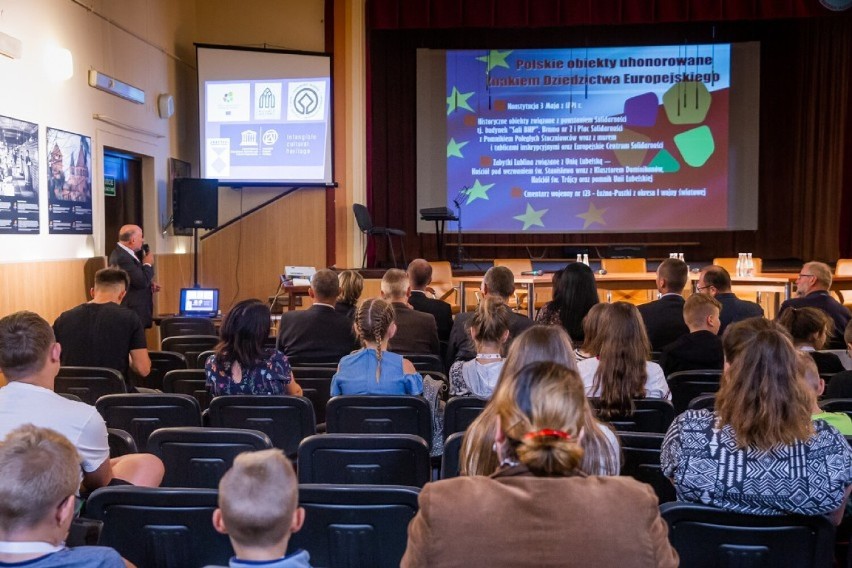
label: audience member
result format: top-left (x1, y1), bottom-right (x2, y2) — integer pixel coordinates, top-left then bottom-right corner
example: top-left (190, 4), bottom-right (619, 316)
top-left (0, 425), bottom-right (129, 567)
top-left (638, 258), bottom-right (690, 351)
top-left (206, 300), bottom-right (302, 397)
top-left (460, 325), bottom-right (620, 477)
top-left (534, 262), bottom-right (599, 345)
top-left (778, 306), bottom-right (845, 375)
top-left (276, 269), bottom-right (358, 364)
top-left (658, 293), bottom-right (724, 376)
top-left (334, 270), bottom-right (363, 321)
top-left (380, 269), bottom-right (440, 356)
top-left (662, 318), bottom-right (852, 521)
top-left (825, 320), bottom-right (852, 398)
top-left (406, 259), bottom-right (453, 344)
top-left (210, 449), bottom-right (311, 568)
top-left (798, 352), bottom-right (852, 435)
top-left (331, 299), bottom-right (423, 396)
top-left (574, 302), bottom-right (607, 362)
top-left (0, 311), bottom-right (163, 491)
top-left (779, 261), bottom-right (851, 349)
top-left (445, 266), bottom-right (534, 367)
top-left (53, 267), bottom-right (150, 391)
top-left (448, 297), bottom-right (511, 398)
top-left (578, 302), bottom-right (670, 418)
top-left (696, 265), bottom-right (764, 335)
top-left (402, 361), bottom-right (678, 567)
top-left (108, 224), bottom-right (157, 329)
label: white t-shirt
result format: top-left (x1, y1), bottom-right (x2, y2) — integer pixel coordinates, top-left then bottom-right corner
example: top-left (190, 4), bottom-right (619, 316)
top-left (577, 358), bottom-right (671, 400)
top-left (0, 381), bottom-right (110, 472)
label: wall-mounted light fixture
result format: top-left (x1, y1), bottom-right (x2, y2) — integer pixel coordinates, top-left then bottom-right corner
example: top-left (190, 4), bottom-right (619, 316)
top-left (0, 31), bottom-right (22, 59)
top-left (88, 69), bottom-right (145, 104)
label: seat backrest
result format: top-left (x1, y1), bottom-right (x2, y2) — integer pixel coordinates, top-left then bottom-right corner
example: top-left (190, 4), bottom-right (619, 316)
top-left (326, 396), bottom-right (432, 448)
top-left (147, 427), bottom-right (272, 488)
top-left (55, 366), bottom-right (126, 406)
top-left (161, 335), bottom-right (219, 368)
top-left (208, 395), bottom-right (316, 458)
top-left (297, 377), bottom-right (332, 425)
top-left (660, 502), bottom-right (835, 568)
top-left (440, 431), bottom-right (465, 479)
top-left (818, 398), bottom-right (852, 422)
top-left (159, 316), bottom-right (216, 340)
top-left (589, 398), bottom-right (675, 433)
top-left (289, 484), bottom-right (420, 568)
top-left (353, 203), bottom-right (374, 232)
top-left (667, 370), bottom-right (723, 413)
top-left (57, 392), bottom-right (83, 403)
top-left (107, 428), bottom-right (138, 458)
top-left (95, 394), bottom-right (202, 452)
top-left (196, 349), bottom-right (216, 369)
top-left (429, 261), bottom-right (458, 304)
top-left (443, 396), bottom-right (487, 440)
top-left (494, 258), bottom-right (532, 276)
top-left (291, 366), bottom-right (337, 380)
top-left (399, 353), bottom-right (444, 375)
top-left (298, 434), bottom-right (430, 487)
top-left (162, 369), bottom-right (211, 411)
top-left (84, 486), bottom-right (232, 567)
top-left (688, 393), bottom-right (717, 411)
top-left (601, 258), bottom-right (647, 273)
top-left (712, 257), bottom-right (763, 274)
top-left (142, 351), bottom-right (189, 390)
top-left (617, 432), bottom-right (675, 504)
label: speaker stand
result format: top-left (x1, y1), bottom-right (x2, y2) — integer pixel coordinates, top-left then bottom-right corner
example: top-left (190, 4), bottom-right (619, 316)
top-left (193, 228), bottom-right (200, 288)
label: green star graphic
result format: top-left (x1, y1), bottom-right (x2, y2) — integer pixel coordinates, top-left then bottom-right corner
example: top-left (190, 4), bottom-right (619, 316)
top-left (446, 87), bottom-right (475, 115)
top-left (513, 203), bottom-right (548, 230)
top-left (465, 179), bottom-right (494, 205)
top-left (476, 50), bottom-right (512, 72)
top-left (447, 138), bottom-right (468, 159)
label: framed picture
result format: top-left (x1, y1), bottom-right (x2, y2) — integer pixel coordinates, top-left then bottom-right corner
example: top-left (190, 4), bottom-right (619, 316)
top-left (0, 114), bottom-right (40, 234)
top-left (168, 158), bottom-right (193, 236)
top-left (46, 127), bottom-right (92, 234)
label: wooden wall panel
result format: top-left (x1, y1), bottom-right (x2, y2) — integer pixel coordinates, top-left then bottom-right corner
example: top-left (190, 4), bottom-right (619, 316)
top-left (200, 189), bottom-right (327, 312)
top-left (154, 253), bottom-right (196, 316)
top-left (0, 258), bottom-right (94, 323)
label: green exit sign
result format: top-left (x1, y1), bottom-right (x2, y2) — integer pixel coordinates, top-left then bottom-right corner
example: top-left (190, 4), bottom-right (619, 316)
top-left (104, 176), bottom-right (116, 197)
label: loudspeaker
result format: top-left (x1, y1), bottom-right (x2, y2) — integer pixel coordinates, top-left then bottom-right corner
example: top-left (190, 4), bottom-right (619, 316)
top-left (173, 178), bottom-right (219, 230)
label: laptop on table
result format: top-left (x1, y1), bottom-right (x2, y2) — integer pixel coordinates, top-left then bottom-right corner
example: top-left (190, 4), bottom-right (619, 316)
top-left (178, 288), bottom-right (220, 318)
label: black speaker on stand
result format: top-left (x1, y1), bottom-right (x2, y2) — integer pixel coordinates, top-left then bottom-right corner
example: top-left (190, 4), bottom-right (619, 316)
top-left (173, 178), bottom-right (219, 288)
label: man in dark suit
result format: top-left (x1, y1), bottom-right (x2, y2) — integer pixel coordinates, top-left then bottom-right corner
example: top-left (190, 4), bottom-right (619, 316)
top-left (696, 265), bottom-right (764, 336)
top-left (778, 261), bottom-right (851, 349)
top-left (659, 293), bottom-right (724, 377)
top-left (108, 224), bottom-right (156, 329)
top-left (381, 268), bottom-right (440, 356)
top-left (638, 258), bottom-right (690, 351)
top-left (406, 258), bottom-right (453, 344)
top-left (445, 266), bottom-right (534, 368)
top-left (276, 269), bottom-right (359, 364)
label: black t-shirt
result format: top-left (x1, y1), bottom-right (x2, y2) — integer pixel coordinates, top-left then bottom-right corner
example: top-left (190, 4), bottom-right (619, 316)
top-left (53, 302), bottom-right (147, 382)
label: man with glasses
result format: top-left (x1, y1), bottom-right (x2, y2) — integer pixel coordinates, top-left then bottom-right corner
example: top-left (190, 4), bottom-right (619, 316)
top-left (778, 261), bottom-right (851, 349)
top-left (696, 265), bottom-right (764, 335)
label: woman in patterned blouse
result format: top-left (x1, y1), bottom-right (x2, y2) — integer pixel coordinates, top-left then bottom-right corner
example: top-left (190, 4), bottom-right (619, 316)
top-left (534, 262), bottom-right (599, 345)
top-left (662, 318), bottom-right (852, 521)
top-left (205, 299), bottom-right (302, 397)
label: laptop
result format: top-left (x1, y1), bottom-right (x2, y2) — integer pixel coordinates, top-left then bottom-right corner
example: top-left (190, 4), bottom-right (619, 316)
top-left (178, 288), bottom-right (220, 318)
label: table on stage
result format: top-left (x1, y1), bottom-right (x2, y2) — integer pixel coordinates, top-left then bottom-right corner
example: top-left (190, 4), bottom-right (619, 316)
top-left (270, 283), bottom-right (311, 313)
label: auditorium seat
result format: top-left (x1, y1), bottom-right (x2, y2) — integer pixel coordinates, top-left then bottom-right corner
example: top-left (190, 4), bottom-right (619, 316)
top-left (600, 257), bottom-right (652, 305)
top-left (818, 399), bottom-right (852, 422)
top-left (443, 396), bottom-right (487, 440)
top-left (107, 428), bottom-right (137, 457)
top-left (399, 353), bottom-right (444, 375)
top-left (288, 484), bottom-right (420, 568)
top-left (137, 350), bottom-right (188, 390)
top-left (55, 366), bottom-right (126, 406)
top-left (834, 259), bottom-right (852, 309)
top-left (354, 203), bottom-right (406, 269)
top-left (440, 431), bottom-right (465, 479)
top-left (291, 366), bottom-right (336, 380)
top-left (159, 316), bottom-right (216, 340)
top-left (162, 369), bottom-right (211, 411)
top-left (296, 377), bottom-right (332, 425)
top-left (687, 393), bottom-right (716, 411)
top-left (618, 432), bottom-right (675, 504)
top-left (161, 335), bottom-right (218, 369)
top-left (326, 395), bottom-right (432, 449)
top-left (588, 398), bottom-right (675, 433)
top-left (196, 349), bottom-right (215, 369)
top-left (666, 370), bottom-right (723, 413)
top-left (95, 394), bottom-right (202, 452)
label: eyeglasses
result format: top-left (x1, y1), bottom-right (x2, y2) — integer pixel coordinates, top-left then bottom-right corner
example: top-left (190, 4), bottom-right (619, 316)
top-left (797, 273), bottom-right (815, 279)
top-left (696, 284), bottom-right (714, 292)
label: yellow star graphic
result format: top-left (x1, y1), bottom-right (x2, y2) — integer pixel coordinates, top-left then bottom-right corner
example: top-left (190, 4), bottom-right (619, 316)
top-left (465, 179), bottom-right (494, 205)
top-left (577, 202), bottom-right (607, 229)
top-left (447, 138), bottom-right (468, 158)
top-left (447, 87), bottom-right (475, 115)
top-left (476, 50), bottom-right (512, 72)
top-left (514, 203), bottom-right (548, 231)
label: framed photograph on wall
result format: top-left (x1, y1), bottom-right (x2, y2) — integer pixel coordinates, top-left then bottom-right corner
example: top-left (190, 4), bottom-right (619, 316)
top-left (168, 158), bottom-right (193, 236)
top-left (0, 114), bottom-right (40, 234)
top-left (46, 127), bottom-right (92, 234)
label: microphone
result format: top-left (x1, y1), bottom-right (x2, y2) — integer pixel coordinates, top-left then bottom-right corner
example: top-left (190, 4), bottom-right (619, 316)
top-left (162, 215), bottom-right (174, 236)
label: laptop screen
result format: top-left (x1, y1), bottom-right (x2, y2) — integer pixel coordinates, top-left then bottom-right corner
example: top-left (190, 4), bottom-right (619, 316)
top-left (179, 288), bottom-right (220, 317)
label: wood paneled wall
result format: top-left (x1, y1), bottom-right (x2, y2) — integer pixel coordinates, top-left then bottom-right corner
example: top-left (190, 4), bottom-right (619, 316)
top-left (154, 253), bottom-right (196, 316)
top-left (200, 189), bottom-right (327, 312)
top-left (0, 258), bottom-right (97, 323)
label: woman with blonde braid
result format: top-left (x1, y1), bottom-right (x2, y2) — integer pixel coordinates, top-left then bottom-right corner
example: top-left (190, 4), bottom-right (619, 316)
top-left (331, 298), bottom-right (423, 395)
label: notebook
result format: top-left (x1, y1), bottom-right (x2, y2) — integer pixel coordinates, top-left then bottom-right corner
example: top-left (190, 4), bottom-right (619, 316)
top-left (178, 288), bottom-right (220, 317)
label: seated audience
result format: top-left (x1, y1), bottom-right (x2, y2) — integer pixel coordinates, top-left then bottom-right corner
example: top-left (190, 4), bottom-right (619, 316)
top-left (402, 361), bottom-right (678, 567)
top-left (578, 302), bottom-right (671, 417)
top-left (331, 299), bottom-right (423, 396)
top-left (445, 266), bottom-right (534, 367)
top-left (799, 352), bottom-right (852, 435)
top-left (210, 449), bottom-right (311, 568)
top-left (276, 269), bottom-right (359, 364)
top-left (574, 302), bottom-right (607, 362)
top-left (461, 325), bottom-right (620, 477)
top-left (206, 299), bottom-right (302, 397)
top-left (334, 269), bottom-right (363, 321)
top-left (53, 267), bottom-right (150, 391)
top-left (779, 261), bottom-right (851, 349)
top-left (0, 425), bottom-right (129, 567)
top-left (406, 259), bottom-right (453, 344)
top-left (696, 265), bottom-right (764, 335)
top-left (661, 318), bottom-right (852, 521)
top-left (380, 268), bottom-right (440, 356)
top-left (448, 297), bottom-right (511, 398)
top-left (778, 305), bottom-right (845, 375)
top-left (638, 257), bottom-right (690, 351)
top-left (825, 320), bottom-right (852, 398)
top-left (534, 262), bottom-right (599, 346)
top-left (0, 311), bottom-right (164, 491)
top-left (659, 293), bottom-right (724, 377)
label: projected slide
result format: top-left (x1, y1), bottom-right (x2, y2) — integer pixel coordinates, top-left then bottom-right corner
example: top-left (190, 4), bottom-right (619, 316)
top-left (446, 45), bottom-right (731, 232)
top-left (202, 78), bottom-right (330, 183)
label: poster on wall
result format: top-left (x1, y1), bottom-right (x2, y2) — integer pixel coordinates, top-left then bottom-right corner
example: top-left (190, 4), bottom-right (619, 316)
top-left (46, 127), bottom-right (93, 234)
top-left (0, 115), bottom-right (40, 234)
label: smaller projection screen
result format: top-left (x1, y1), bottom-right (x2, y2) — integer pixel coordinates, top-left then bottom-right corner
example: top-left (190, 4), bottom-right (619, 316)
top-left (197, 44), bottom-right (333, 186)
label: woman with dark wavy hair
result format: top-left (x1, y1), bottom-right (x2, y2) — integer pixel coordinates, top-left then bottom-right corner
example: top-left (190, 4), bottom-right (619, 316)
top-left (534, 262), bottom-right (599, 345)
